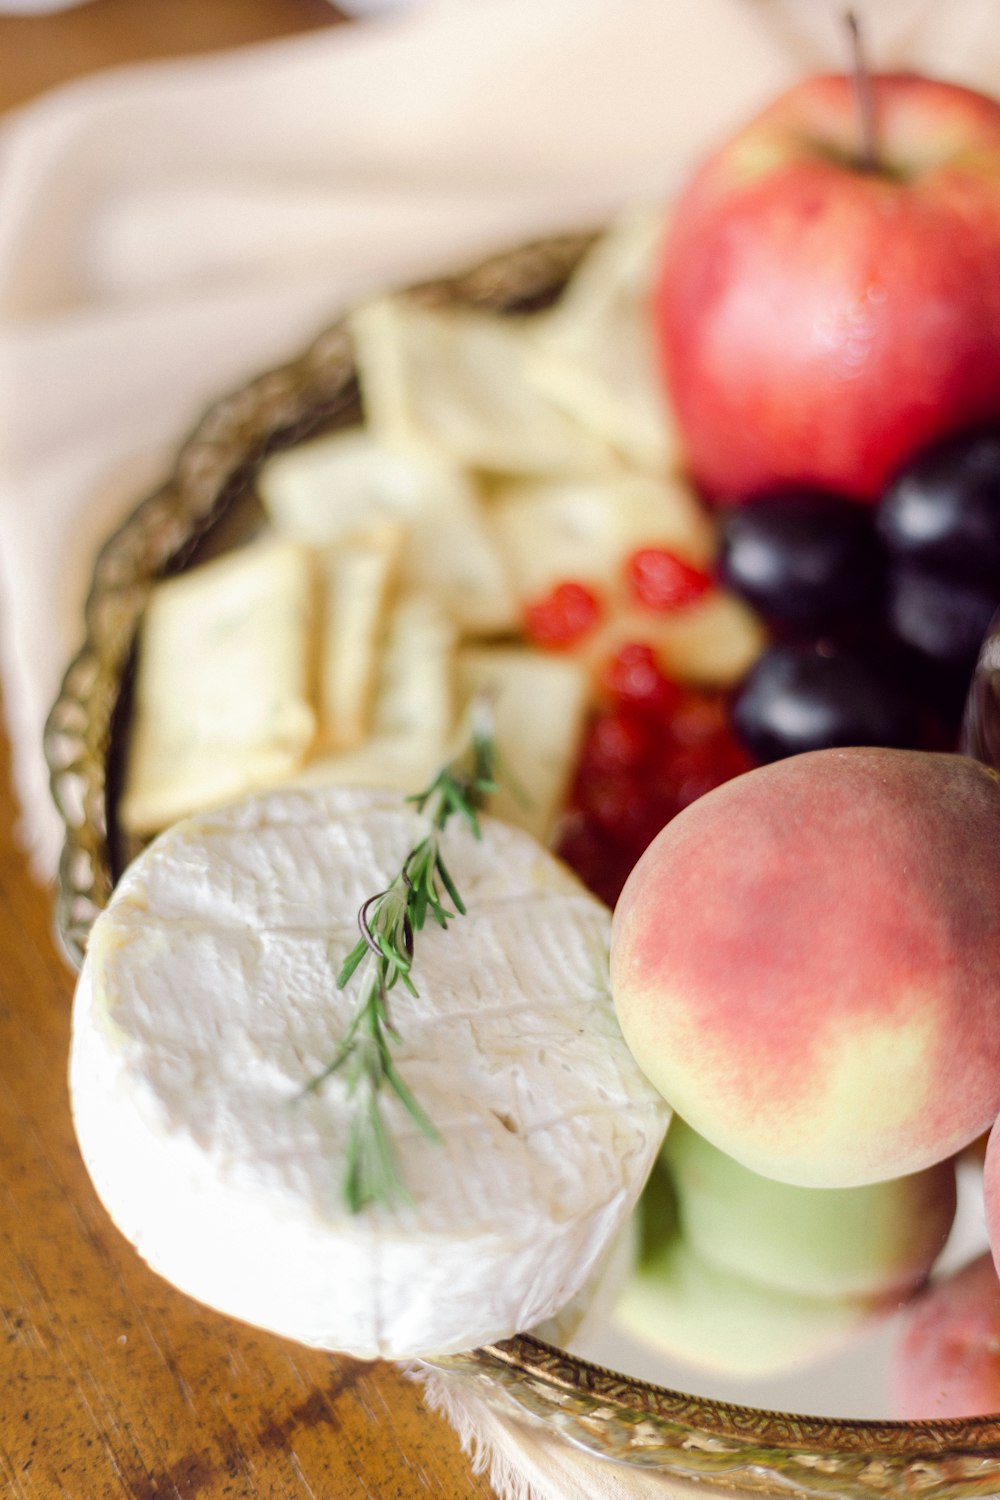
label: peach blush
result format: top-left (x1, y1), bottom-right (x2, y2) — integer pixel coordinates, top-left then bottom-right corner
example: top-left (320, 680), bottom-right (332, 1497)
top-left (611, 747), bottom-right (1000, 1188)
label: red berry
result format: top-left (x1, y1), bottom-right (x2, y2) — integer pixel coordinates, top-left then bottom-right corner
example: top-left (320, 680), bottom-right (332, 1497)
top-left (524, 580), bottom-right (602, 648)
top-left (626, 547), bottom-right (713, 612)
top-left (600, 642), bottom-right (681, 714)
top-left (579, 770), bottom-right (670, 856)
top-left (580, 709), bottom-right (654, 775)
top-left (555, 815), bottom-right (623, 906)
top-left (668, 742), bottom-right (752, 809)
top-left (654, 690), bottom-right (754, 808)
top-left (668, 689), bottom-right (730, 745)
top-left (579, 771), bottom-right (646, 836)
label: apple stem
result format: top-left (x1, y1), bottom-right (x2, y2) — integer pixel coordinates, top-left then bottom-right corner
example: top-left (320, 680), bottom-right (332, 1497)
top-left (845, 10), bottom-right (879, 172)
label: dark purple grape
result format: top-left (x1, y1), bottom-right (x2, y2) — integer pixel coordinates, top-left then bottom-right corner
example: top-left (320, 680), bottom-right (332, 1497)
top-left (960, 606), bottom-right (1000, 765)
top-left (885, 564), bottom-right (999, 676)
top-left (717, 490), bottom-right (882, 630)
top-left (878, 428), bottom-right (1000, 585)
top-left (731, 641), bottom-right (920, 765)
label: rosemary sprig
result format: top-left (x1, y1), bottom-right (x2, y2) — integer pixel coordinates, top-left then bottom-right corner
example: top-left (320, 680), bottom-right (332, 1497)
top-left (303, 697), bottom-right (498, 1214)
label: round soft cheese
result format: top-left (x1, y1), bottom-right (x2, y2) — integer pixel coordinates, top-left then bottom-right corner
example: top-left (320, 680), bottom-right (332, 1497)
top-left (70, 784), bottom-right (668, 1359)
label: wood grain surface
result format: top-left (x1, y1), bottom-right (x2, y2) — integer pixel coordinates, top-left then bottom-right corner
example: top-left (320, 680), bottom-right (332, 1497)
top-left (0, 0), bottom-right (338, 110)
top-left (0, 4), bottom-right (494, 1495)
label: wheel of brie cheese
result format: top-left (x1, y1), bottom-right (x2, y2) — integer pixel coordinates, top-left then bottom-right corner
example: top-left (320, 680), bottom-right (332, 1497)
top-left (70, 784), bottom-right (669, 1359)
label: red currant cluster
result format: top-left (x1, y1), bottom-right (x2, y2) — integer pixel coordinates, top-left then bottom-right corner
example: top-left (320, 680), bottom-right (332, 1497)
top-left (555, 641), bottom-right (751, 908)
top-left (520, 547), bottom-right (750, 905)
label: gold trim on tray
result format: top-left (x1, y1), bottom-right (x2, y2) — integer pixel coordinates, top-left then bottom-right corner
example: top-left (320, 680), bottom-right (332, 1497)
top-left (43, 233), bottom-right (1000, 1498)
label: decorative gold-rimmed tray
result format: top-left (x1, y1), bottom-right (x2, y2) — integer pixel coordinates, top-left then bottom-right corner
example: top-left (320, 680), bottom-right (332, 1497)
top-left (44, 232), bottom-right (1000, 1499)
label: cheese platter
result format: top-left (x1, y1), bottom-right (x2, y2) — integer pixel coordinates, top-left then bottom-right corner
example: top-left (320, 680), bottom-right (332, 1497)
top-left (44, 58), bottom-right (1000, 1496)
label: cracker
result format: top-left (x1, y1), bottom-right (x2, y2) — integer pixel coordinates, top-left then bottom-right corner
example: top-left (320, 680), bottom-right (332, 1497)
top-left (491, 473), bottom-right (714, 606)
top-left (456, 645), bottom-right (589, 844)
top-left (530, 209), bottom-right (678, 474)
top-left (349, 295), bottom-right (616, 478)
top-left (259, 427), bottom-right (516, 636)
top-left (120, 537), bottom-right (316, 835)
top-left (296, 590), bottom-right (456, 795)
top-left (315, 525), bottom-right (402, 752)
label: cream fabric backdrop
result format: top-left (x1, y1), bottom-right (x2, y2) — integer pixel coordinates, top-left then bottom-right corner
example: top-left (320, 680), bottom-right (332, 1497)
top-left (7, 0), bottom-right (999, 879)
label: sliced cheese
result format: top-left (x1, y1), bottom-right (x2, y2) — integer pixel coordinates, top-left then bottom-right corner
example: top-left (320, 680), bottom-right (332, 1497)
top-left (70, 785), bottom-right (669, 1360)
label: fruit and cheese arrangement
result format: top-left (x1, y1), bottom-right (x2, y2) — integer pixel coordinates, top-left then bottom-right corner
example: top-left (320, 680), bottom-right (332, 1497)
top-left (117, 207), bottom-right (766, 906)
top-left (69, 40), bottom-right (1000, 1422)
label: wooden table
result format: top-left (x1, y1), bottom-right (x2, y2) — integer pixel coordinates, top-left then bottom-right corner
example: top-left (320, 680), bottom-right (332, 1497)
top-left (0, 4), bottom-right (494, 1495)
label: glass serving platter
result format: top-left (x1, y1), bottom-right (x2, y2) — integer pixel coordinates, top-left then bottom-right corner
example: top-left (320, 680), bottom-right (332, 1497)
top-left (45, 232), bottom-right (1000, 1499)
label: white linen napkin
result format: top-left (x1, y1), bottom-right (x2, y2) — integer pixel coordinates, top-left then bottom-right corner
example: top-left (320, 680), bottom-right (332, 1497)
top-left (7, 0), bottom-right (996, 883)
top-left (2, 2), bottom-right (999, 1495)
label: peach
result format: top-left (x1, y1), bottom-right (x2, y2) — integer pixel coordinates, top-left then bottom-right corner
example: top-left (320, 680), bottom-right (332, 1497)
top-left (615, 1234), bottom-right (883, 1379)
top-left (891, 1253), bottom-right (1000, 1419)
top-left (611, 747), bottom-right (1000, 1188)
top-left (980, 1113), bottom-right (1000, 1281)
top-left (615, 1157), bottom-right (894, 1378)
top-left (664, 1116), bottom-right (956, 1301)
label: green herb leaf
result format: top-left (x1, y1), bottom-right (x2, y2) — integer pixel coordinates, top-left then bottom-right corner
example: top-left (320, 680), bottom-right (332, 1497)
top-left (304, 695), bottom-right (497, 1213)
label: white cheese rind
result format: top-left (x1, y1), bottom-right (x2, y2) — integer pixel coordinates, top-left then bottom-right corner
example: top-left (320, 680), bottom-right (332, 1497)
top-left (70, 785), bottom-right (668, 1359)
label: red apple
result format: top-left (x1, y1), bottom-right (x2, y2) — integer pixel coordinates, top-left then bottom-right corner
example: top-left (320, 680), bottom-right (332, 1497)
top-left (655, 73), bottom-right (1000, 504)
